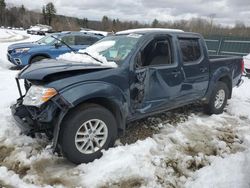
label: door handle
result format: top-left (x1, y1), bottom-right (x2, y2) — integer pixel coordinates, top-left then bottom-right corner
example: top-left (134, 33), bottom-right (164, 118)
top-left (200, 67), bottom-right (208, 73)
top-left (171, 70), bottom-right (181, 77)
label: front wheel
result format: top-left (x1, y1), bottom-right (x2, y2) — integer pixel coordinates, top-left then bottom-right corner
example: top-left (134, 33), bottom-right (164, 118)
top-left (204, 81), bottom-right (229, 114)
top-left (59, 104), bottom-right (117, 164)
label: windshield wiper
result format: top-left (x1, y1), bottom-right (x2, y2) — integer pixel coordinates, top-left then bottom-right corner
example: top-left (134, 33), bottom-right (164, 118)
top-left (51, 35), bottom-right (104, 64)
top-left (79, 51), bottom-right (104, 64)
top-left (51, 35), bottom-right (77, 54)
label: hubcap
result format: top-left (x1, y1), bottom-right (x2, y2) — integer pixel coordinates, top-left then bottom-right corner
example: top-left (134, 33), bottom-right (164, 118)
top-left (214, 89), bottom-right (225, 109)
top-left (75, 119), bottom-right (108, 154)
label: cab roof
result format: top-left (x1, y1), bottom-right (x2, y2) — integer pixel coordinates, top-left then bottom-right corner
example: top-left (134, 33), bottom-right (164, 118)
top-left (116, 28), bottom-right (184, 35)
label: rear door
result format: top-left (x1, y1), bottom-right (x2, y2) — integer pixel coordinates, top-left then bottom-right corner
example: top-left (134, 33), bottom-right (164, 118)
top-left (178, 37), bottom-right (209, 100)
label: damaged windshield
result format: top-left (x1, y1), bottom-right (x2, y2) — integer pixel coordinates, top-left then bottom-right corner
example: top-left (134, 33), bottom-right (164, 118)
top-left (84, 34), bottom-right (142, 64)
top-left (57, 34), bottom-right (142, 68)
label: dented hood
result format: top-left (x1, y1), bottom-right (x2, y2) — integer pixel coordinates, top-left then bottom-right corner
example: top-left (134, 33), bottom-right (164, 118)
top-left (18, 59), bottom-right (113, 80)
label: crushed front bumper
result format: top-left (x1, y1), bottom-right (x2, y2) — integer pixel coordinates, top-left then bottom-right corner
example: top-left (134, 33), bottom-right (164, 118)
top-left (10, 98), bottom-right (58, 135)
top-left (11, 101), bottom-right (35, 135)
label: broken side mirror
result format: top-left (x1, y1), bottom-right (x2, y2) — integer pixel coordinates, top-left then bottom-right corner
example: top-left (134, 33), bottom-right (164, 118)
top-left (135, 51), bottom-right (143, 69)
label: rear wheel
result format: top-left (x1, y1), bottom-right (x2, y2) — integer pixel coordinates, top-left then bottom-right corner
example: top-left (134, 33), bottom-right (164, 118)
top-left (59, 104), bottom-right (117, 164)
top-left (204, 81), bottom-right (229, 114)
top-left (30, 56), bottom-right (47, 64)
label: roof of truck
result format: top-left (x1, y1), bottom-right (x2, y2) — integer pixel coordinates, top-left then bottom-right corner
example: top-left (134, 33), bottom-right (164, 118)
top-left (116, 28), bottom-right (184, 35)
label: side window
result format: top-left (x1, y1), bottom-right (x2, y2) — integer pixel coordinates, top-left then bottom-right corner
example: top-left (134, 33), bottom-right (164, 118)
top-left (179, 38), bottom-right (201, 64)
top-left (139, 37), bottom-right (172, 67)
top-left (61, 35), bottom-right (75, 45)
top-left (75, 36), bottom-right (99, 45)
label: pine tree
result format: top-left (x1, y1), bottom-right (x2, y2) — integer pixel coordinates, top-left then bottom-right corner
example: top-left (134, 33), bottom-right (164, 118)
top-left (0, 0), bottom-right (6, 25)
top-left (42, 2), bottom-right (56, 25)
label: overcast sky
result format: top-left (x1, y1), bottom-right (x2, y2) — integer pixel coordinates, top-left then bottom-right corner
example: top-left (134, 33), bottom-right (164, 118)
top-left (5, 0), bottom-right (250, 26)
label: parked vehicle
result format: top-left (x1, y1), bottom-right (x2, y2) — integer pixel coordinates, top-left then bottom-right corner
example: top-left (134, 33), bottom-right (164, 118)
top-left (11, 28), bottom-right (244, 164)
top-left (243, 54), bottom-right (250, 76)
top-left (27, 24), bottom-right (52, 35)
top-left (80, 28), bottom-right (112, 36)
top-left (7, 32), bottom-right (103, 67)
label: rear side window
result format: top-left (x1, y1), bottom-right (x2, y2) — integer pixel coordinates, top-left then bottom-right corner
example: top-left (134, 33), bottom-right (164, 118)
top-left (75, 36), bottom-right (99, 45)
top-left (61, 35), bottom-right (75, 45)
top-left (179, 38), bottom-right (201, 63)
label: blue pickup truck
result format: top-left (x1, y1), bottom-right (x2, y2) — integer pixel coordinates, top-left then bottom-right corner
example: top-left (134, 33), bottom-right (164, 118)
top-left (7, 32), bottom-right (103, 67)
top-left (11, 28), bottom-right (243, 164)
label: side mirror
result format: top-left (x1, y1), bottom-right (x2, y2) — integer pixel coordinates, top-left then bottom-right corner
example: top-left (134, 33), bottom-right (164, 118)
top-left (135, 51), bottom-right (143, 69)
top-left (54, 42), bottom-right (62, 48)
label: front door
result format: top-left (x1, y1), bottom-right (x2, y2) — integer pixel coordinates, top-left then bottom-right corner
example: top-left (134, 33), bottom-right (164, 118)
top-left (131, 35), bottom-right (184, 115)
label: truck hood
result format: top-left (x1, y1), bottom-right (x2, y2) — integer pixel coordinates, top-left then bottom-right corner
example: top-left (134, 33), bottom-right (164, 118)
top-left (18, 59), bottom-right (114, 80)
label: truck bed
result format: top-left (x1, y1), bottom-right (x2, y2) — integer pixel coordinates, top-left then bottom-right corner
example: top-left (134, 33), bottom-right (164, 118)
top-left (209, 55), bottom-right (242, 87)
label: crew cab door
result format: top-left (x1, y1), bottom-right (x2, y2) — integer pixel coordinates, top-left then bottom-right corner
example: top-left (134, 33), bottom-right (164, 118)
top-left (177, 37), bottom-right (209, 100)
top-left (131, 35), bottom-right (184, 114)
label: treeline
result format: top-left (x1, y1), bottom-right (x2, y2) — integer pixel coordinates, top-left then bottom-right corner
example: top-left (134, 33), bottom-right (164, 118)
top-left (1, 0), bottom-right (250, 37)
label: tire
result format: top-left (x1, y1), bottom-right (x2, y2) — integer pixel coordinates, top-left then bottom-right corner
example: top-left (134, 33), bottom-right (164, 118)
top-left (204, 81), bottom-right (229, 114)
top-left (30, 56), bottom-right (47, 64)
top-left (59, 104), bottom-right (117, 164)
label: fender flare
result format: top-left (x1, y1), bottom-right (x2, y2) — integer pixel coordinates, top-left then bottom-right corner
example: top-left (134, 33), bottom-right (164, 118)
top-left (204, 66), bottom-right (232, 102)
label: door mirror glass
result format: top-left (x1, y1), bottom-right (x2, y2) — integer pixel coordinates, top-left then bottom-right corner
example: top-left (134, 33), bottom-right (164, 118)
top-left (135, 51), bottom-right (142, 69)
top-left (54, 42), bottom-right (62, 48)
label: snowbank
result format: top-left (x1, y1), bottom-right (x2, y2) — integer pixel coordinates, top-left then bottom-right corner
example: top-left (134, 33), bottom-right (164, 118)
top-left (0, 29), bottom-right (28, 42)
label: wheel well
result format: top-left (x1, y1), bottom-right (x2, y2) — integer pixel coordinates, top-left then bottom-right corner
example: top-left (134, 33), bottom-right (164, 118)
top-left (29, 54), bottom-right (50, 64)
top-left (218, 76), bottom-right (232, 99)
top-left (67, 98), bottom-right (125, 133)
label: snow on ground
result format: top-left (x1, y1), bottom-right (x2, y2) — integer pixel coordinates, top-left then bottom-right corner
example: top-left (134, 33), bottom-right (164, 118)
top-left (0, 28), bottom-right (250, 188)
top-left (0, 28), bottom-right (29, 42)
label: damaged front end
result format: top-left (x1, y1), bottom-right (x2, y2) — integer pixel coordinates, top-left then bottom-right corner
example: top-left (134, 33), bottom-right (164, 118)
top-left (11, 78), bottom-right (70, 139)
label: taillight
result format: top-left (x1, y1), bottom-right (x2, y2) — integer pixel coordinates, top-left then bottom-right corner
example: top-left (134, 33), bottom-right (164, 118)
top-left (241, 59), bottom-right (245, 74)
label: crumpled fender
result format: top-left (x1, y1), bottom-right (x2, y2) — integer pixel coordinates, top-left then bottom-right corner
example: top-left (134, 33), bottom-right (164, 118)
top-left (53, 81), bottom-right (128, 152)
top-left (60, 81), bottom-right (128, 109)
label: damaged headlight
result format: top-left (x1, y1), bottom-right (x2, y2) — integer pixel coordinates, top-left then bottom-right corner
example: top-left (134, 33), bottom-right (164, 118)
top-left (23, 85), bottom-right (57, 107)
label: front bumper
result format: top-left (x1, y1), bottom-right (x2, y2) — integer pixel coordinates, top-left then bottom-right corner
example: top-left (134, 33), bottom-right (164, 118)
top-left (11, 98), bottom-right (59, 135)
top-left (11, 101), bottom-right (35, 135)
top-left (7, 52), bottom-right (29, 66)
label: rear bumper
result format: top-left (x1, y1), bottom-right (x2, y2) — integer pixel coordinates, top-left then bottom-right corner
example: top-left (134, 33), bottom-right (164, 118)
top-left (244, 57), bottom-right (250, 69)
top-left (236, 78), bottom-right (244, 87)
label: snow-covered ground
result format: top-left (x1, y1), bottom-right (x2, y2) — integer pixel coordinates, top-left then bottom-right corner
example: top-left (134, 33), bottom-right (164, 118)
top-left (0, 28), bottom-right (29, 43)
top-left (0, 29), bottom-right (250, 188)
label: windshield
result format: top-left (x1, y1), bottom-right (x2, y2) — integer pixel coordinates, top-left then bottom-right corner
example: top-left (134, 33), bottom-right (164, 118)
top-left (36, 35), bottom-right (57, 45)
top-left (84, 34), bottom-right (142, 64)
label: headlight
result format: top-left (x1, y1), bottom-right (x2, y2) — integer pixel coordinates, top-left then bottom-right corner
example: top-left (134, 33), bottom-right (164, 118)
top-left (23, 85), bottom-right (57, 107)
top-left (15, 48), bottom-right (30, 53)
